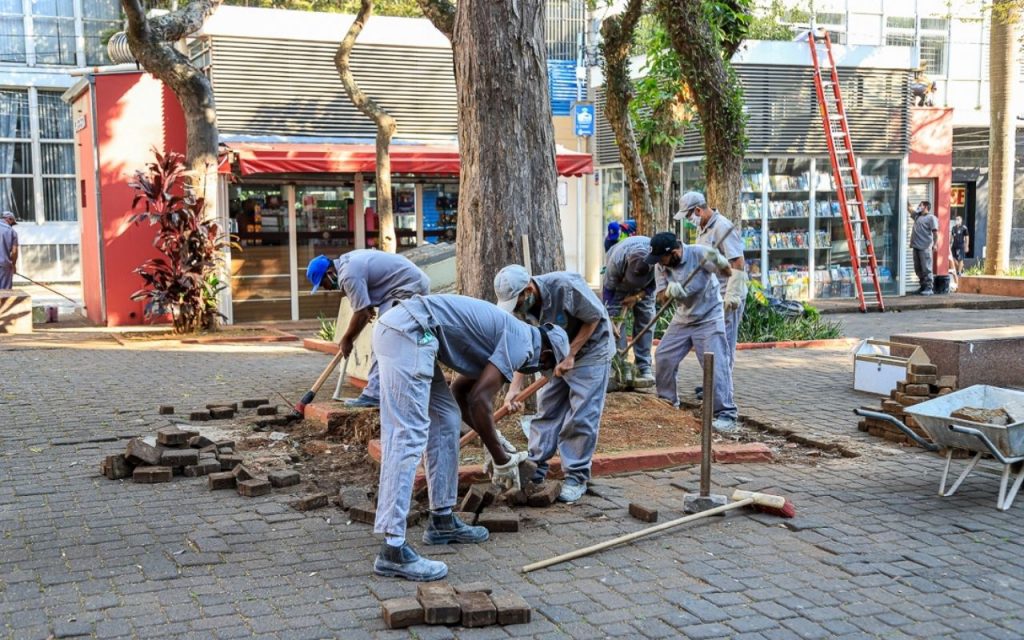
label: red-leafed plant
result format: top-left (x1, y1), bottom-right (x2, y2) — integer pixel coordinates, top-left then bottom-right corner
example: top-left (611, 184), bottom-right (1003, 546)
top-left (129, 150), bottom-right (231, 334)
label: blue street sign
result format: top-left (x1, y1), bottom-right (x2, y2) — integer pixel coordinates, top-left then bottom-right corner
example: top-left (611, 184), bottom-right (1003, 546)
top-left (573, 103), bottom-right (595, 137)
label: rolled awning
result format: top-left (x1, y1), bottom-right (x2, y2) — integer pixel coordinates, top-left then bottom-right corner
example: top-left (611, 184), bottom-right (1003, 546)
top-left (221, 141), bottom-right (593, 178)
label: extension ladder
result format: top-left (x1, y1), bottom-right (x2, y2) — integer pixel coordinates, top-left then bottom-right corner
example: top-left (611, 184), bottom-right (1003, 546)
top-left (807, 30), bottom-right (885, 313)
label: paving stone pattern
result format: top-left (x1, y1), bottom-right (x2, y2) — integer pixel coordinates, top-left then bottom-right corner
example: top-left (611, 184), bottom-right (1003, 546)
top-left (0, 325), bottom-right (1023, 638)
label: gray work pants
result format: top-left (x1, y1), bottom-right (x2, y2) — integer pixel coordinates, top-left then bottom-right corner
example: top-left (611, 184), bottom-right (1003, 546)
top-left (605, 292), bottom-right (654, 372)
top-left (372, 315), bottom-right (461, 540)
top-left (723, 298), bottom-right (745, 374)
top-left (529, 362), bottom-right (609, 484)
top-left (913, 248), bottom-right (934, 292)
top-left (0, 264), bottom-right (12, 290)
top-left (655, 317), bottom-right (737, 420)
top-left (361, 297), bottom-right (405, 401)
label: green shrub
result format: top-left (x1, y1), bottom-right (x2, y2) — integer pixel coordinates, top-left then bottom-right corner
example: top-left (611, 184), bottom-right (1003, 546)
top-left (316, 314), bottom-right (337, 342)
top-left (962, 261), bottom-right (1024, 277)
top-left (738, 281), bottom-right (843, 343)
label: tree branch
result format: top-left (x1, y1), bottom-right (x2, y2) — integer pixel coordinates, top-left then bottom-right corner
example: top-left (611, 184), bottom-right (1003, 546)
top-left (415, 0), bottom-right (454, 40)
top-left (150, 0), bottom-right (221, 43)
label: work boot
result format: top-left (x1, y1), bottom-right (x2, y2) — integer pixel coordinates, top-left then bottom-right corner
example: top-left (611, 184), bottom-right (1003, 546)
top-left (712, 416), bottom-right (738, 433)
top-left (558, 479), bottom-right (587, 503)
top-left (422, 513), bottom-right (489, 545)
top-left (345, 394), bottom-right (379, 408)
top-left (373, 542), bottom-right (448, 581)
top-left (636, 367), bottom-right (655, 384)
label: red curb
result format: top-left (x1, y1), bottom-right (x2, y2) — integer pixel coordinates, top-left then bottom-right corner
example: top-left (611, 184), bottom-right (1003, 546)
top-left (367, 439), bottom-right (772, 488)
top-left (652, 337), bottom-right (857, 351)
top-left (180, 331), bottom-right (299, 345)
top-left (303, 338), bottom-right (339, 354)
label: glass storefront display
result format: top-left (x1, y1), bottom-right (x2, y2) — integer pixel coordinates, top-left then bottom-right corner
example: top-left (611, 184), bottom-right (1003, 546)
top-left (229, 185), bottom-right (293, 322)
top-left (296, 185), bottom-right (353, 319)
top-left (740, 159), bottom-right (764, 281)
top-left (766, 158), bottom-right (812, 301)
top-left (423, 182), bottom-right (459, 243)
top-left (392, 183), bottom-right (419, 251)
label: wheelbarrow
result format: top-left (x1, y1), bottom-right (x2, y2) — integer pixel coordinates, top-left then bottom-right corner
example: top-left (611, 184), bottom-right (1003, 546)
top-left (855, 385), bottom-right (1024, 511)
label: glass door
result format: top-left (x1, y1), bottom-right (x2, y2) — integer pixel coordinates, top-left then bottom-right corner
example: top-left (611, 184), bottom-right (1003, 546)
top-left (229, 184), bottom-right (292, 323)
top-left (906, 179), bottom-right (935, 292)
top-left (297, 184), bottom-right (354, 320)
top-left (740, 159), bottom-right (765, 284)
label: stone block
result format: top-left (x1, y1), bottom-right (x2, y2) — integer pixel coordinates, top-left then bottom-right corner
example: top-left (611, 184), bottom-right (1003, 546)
top-left (156, 426), bottom-right (190, 447)
top-left (269, 469), bottom-right (301, 488)
top-left (133, 466), bottom-right (172, 483)
top-left (158, 405), bottom-right (175, 415)
top-left (881, 400), bottom-right (904, 415)
top-left (125, 437), bottom-right (163, 466)
top-left (100, 454), bottom-right (133, 480)
top-left (906, 374), bottom-right (937, 386)
top-left (417, 591), bottom-right (460, 625)
top-left (256, 405), bottom-right (278, 416)
top-left (349, 502), bottom-right (377, 524)
top-left (237, 479), bottom-right (272, 497)
top-left (207, 402), bottom-right (239, 411)
top-left (490, 592), bottom-right (531, 625)
top-left (160, 448), bottom-right (199, 468)
top-left (184, 460), bottom-right (220, 477)
top-left (189, 410), bottom-right (211, 422)
top-left (457, 591), bottom-right (496, 628)
top-left (199, 444), bottom-right (219, 455)
top-left (909, 363), bottom-right (938, 376)
top-left (904, 383), bottom-right (931, 396)
top-left (188, 435), bottom-right (216, 449)
top-left (628, 502), bottom-right (659, 522)
top-left (208, 472), bottom-right (237, 490)
top-left (476, 512), bottom-right (519, 533)
top-left (460, 483), bottom-right (498, 514)
top-left (209, 407), bottom-right (235, 420)
top-left (338, 486), bottom-right (366, 508)
top-left (526, 481), bottom-right (561, 508)
top-left (219, 454), bottom-right (243, 471)
top-left (453, 582), bottom-right (492, 595)
top-left (293, 493), bottom-right (329, 511)
top-left (381, 597), bottom-right (424, 629)
top-left (242, 398), bottom-right (270, 408)
top-left (231, 465), bottom-right (254, 481)
top-left (501, 488), bottom-right (529, 506)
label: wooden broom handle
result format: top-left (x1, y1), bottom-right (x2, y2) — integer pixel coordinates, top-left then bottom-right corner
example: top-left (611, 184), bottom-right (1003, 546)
top-left (458, 376), bottom-right (550, 447)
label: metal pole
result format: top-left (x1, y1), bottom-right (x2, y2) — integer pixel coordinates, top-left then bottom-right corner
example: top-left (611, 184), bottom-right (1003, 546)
top-left (701, 351), bottom-right (714, 498)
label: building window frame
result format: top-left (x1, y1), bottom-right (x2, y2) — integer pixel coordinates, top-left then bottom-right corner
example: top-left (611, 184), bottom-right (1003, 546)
top-left (885, 14), bottom-right (949, 76)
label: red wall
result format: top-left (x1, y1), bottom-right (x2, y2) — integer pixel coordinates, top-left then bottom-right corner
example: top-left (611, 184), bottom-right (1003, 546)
top-left (909, 107), bottom-right (953, 277)
top-left (75, 72), bottom-right (186, 326)
top-left (72, 87), bottom-right (103, 324)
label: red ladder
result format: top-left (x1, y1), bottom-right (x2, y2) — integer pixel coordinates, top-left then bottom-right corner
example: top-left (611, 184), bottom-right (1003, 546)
top-left (807, 30), bottom-right (885, 313)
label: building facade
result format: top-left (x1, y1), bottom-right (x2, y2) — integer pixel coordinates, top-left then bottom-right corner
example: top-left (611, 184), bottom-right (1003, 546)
top-left (1, 0), bottom-right (122, 281)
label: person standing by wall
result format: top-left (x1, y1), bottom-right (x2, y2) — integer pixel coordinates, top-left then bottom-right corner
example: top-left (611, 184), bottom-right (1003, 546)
top-left (950, 215), bottom-right (969, 276)
top-left (0, 212), bottom-right (18, 290)
top-left (909, 200), bottom-right (939, 296)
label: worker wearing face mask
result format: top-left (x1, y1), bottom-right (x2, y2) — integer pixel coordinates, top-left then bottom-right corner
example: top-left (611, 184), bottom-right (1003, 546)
top-left (493, 265), bottom-right (614, 504)
top-left (676, 191), bottom-right (748, 400)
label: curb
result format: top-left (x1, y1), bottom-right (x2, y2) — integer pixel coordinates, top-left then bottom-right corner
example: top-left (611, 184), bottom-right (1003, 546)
top-left (180, 330), bottom-right (299, 345)
top-left (736, 337), bottom-right (860, 351)
top-left (303, 338), bottom-right (339, 354)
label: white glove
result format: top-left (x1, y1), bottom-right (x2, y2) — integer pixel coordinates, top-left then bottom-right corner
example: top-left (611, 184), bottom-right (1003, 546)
top-left (700, 246), bottom-right (731, 272)
top-left (482, 430), bottom-right (518, 475)
top-left (666, 281), bottom-right (689, 300)
top-left (490, 450), bottom-right (528, 491)
top-left (724, 270), bottom-right (748, 312)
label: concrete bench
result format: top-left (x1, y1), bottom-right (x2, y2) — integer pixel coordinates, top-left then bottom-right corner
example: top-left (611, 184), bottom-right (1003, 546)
top-left (892, 325), bottom-right (1024, 389)
top-left (0, 289), bottom-right (33, 334)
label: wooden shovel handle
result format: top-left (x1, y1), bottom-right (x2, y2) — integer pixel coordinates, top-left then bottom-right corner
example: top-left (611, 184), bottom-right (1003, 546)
top-left (458, 376), bottom-right (550, 447)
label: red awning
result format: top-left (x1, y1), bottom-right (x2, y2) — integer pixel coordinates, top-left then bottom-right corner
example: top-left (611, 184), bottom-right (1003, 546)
top-left (222, 141), bottom-right (593, 178)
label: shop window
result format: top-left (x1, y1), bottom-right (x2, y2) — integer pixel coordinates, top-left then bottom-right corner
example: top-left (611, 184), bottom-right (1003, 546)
top-left (885, 16), bottom-right (948, 75)
top-left (84, 0), bottom-right (122, 65)
top-left (39, 92), bottom-right (76, 222)
top-left (32, 0), bottom-right (76, 65)
top-left (422, 183), bottom-right (458, 244)
top-left (766, 158), bottom-right (812, 301)
top-left (391, 183), bottom-right (419, 251)
top-left (0, 90), bottom-right (34, 222)
top-left (0, 0), bottom-right (26, 63)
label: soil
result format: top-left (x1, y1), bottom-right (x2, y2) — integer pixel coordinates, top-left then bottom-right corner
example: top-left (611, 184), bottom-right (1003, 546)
top-left (116, 327), bottom-right (290, 342)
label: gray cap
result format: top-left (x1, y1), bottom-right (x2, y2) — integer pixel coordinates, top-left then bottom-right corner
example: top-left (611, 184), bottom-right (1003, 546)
top-left (540, 323), bottom-right (570, 366)
top-left (674, 191), bottom-right (707, 220)
top-left (1, 211), bottom-right (15, 224)
top-left (494, 264), bottom-right (531, 314)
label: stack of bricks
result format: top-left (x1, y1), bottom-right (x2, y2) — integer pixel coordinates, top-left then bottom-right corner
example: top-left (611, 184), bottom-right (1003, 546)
top-left (99, 423), bottom-right (300, 498)
top-left (858, 363), bottom-right (958, 447)
top-left (381, 582), bottom-right (531, 630)
top-left (165, 397), bottom-right (288, 431)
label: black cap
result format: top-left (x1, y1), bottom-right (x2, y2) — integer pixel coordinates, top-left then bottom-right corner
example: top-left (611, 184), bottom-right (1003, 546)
top-left (646, 232), bottom-right (680, 264)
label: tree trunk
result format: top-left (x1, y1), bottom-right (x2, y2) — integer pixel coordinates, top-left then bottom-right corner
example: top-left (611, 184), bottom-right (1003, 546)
top-left (986, 4), bottom-right (1019, 276)
top-left (642, 97), bottom-right (689, 230)
top-left (448, 0), bottom-right (564, 299)
top-left (601, 0), bottom-right (655, 236)
top-left (335, 0), bottom-right (398, 253)
top-left (656, 0), bottom-right (746, 223)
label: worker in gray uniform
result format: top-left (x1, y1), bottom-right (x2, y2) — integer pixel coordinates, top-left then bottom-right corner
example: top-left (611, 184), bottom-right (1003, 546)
top-left (495, 265), bottom-right (614, 504)
top-left (602, 235), bottom-right (656, 384)
top-left (372, 293), bottom-right (569, 581)
top-left (0, 212), bottom-right (18, 290)
top-left (677, 192), bottom-right (748, 398)
top-left (647, 232), bottom-right (739, 432)
top-left (306, 249), bottom-right (430, 408)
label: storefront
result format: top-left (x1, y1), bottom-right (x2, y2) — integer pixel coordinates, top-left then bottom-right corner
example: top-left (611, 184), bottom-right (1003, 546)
top-left (595, 40), bottom-right (921, 301)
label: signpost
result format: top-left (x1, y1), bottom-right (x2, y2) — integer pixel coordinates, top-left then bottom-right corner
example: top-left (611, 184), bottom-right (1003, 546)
top-left (573, 103), bottom-right (595, 138)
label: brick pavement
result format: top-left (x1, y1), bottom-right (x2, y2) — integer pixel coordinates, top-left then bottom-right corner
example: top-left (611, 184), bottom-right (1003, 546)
top-left (1, 322), bottom-right (1023, 639)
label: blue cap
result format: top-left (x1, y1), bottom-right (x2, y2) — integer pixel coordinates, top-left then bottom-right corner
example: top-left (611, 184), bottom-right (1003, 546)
top-left (306, 255), bottom-right (332, 293)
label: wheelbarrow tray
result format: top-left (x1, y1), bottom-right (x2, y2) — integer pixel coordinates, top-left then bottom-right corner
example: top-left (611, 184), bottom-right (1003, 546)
top-left (903, 385), bottom-right (1024, 459)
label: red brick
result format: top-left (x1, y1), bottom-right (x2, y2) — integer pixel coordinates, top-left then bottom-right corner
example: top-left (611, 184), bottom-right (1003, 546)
top-left (906, 373), bottom-right (937, 385)
top-left (206, 402), bottom-right (239, 411)
top-left (208, 472), bottom-right (237, 490)
top-left (160, 448), bottom-right (199, 468)
top-left (454, 582), bottom-right (492, 595)
top-left (476, 512), bottom-right (519, 532)
top-left (460, 483), bottom-right (497, 514)
top-left (133, 466), bottom-right (172, 483)
top-left (189, 410), bottom-right (211, 422)
top-left (417, 590), bottom-right (460, 625)
top-left (100, 454), bottom-right (134, 480)
top-left (209, 407), bottom-right (235, 420)
top-left (158, 405), bottom-right (175, 415)
top-left (188, 435), bottom-right (216, 449)
top-left (269, 469), bottom-right (301, 488)
top-left (417, 582), bottom-right (455, 598)
top-left (628, 503), bottom-right (659, 522)
top-left (909, 363), bottom-right (937, 376)
top-left (490, 592), bottom-right (531, 625)
top-left (381, 597), bottom-right (424, 629)
top-left (256, 405), bottom-right (278, 416)
top-left (219, 454), bottom-right (243, 471)
top-left (155, 426), bottom-right (190, 447)
top-left (125, 438), bottom-right (163, 466)
top-left (293, 493), bottom-right (329, 511)
top-left (242, 398), bottom-right (270, 408)
top-left (348, 502), bottom-right (376, 524)
top-left (526, 481), bottom-right (561, 507)
top-left (881, 400), bottom-right (904, 415)
top-left (338, 487), bottom-right (366, 508)
top-left (237, 479), bottom-right (271, 497)
top-left (184, 460), bottom-right (220, 477)
top-left (231, 465), bottom-right (254, 481)
top-left (457, 591), bottom-right (496, 628)
top-left (904, 383), bottom-right (931, 396)
top-left (713, 443), bottom-right (772, 463)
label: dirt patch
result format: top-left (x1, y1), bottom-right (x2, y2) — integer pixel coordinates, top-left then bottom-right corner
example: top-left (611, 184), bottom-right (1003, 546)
top-left (114, 327), bottom-right (293, 343)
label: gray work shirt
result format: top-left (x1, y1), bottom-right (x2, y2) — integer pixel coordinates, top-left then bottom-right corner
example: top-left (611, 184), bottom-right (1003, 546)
top-left (696, 210), bottom-right (744, 287)
top-left (911, 213), bottom-right (939, 250)
top-left (0, 221), bottom-right (17, 268)
top-left (388, 294), bottom-right (538, 382)
top-left (603, 235), bottom-right (655, 294)
top-left (333, 250), bottom-right (429, 311)
top-left (532, 272), bottom-right (614, 366)
top-left (655, 245), bottom-right (722, 326)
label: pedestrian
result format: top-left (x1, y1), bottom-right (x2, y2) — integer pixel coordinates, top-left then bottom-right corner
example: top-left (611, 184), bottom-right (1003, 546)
top-left (602, 235), bottom-right (656, 384)
top-left (494, 264), bottom-right (614, 503)
top-left (676, 191), bottom-right (748, 398)
top-left (306, 250), bottom-right (429, 408)
top-left (909, 200), bottom-right (939, 295)
top-left (371, 293), bottom-right (568, 581)
top-left (647, 232), bottom-right (739, 432)
top-left (950, 215), bottom-right (969, 276)
top-left (0, 212), bottom-right (18, 290)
